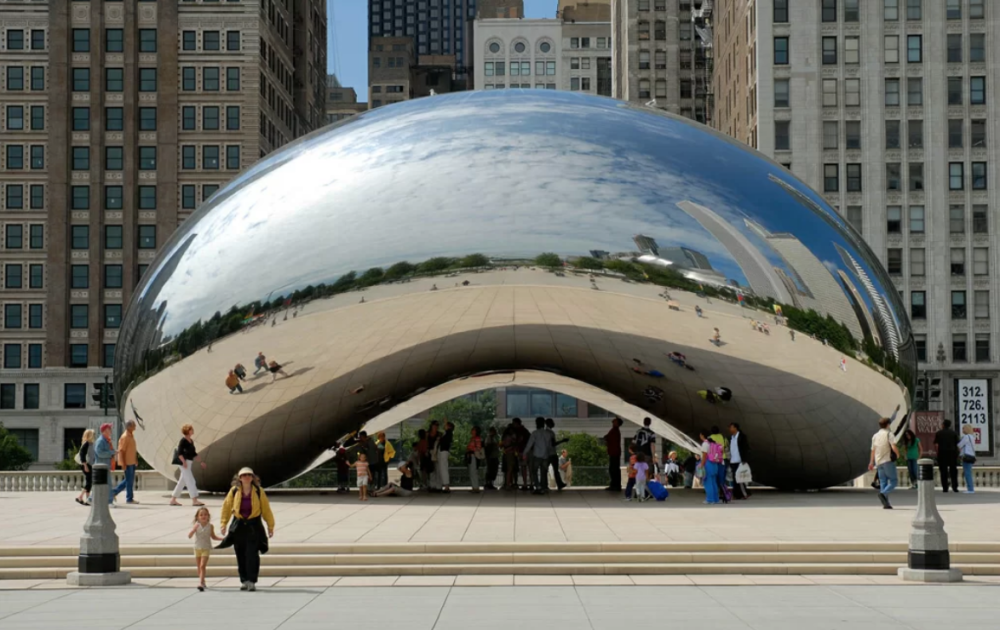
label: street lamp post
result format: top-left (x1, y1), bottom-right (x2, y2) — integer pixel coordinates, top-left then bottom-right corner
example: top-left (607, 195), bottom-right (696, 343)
top-left (66, 464), bottom-right (131, 586)
top-left (898, 458), bottom-right (962, 582)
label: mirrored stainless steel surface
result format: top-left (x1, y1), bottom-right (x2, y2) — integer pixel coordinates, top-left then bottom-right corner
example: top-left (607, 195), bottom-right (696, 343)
top-left (116, 91), bottom-right (914, 491)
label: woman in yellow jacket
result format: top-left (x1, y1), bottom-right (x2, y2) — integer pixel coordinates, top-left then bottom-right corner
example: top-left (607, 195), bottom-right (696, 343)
top-left (219, 467), bottom-right (275, 591)
top-left (375, 432), bottom-right (395, 489)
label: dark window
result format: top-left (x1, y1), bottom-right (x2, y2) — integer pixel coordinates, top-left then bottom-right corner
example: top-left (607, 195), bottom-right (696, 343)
top-left (844, 0), bottom-right (859, 21)
top-left (6, 145), bottom-right (23, 169)
top-left (976, 335), bottom-right (990, 363)
top-left (907, 0), bottom-right (922, 20)
top-left (24, 384), bottom-right (39, 410)
top-left (105, 146), bottom-right (123, 170)
top-left (887, 206), bottom-right (902, 233)
top-left (907, 35), bottom-right (922, 63)
top-left (947, 34), bottom-right (962, 63)
top-left (182, 185), bottom-right (197, 209)
top-left (203, 106), bottom-right (219, 130)
top-left (138, 264), bottom-right (149, 280)
top-left (948, 77), bottom-right (963, 105)
top-left (0, 383), bottom-right (14, 409)
top-left (7, 30), bottom-right (23, 50)
top-left (909, 163), bottom-right (924, 191)
top-left (28, 304), bottom-right (41, 329)
top-left (953, 336), bottom-right (968, 363)
top-left (70, 304), bottom-right (88, 329)
top-left (73, 68), bottom-right (90, 91)
top-left (72, 29), bottom-right (90, 53)
top-left (182, 145), bottom-right (196, 169)
top-left (6, 105), bottom-right (23, 130)
top-left (972, 162), bottom-right (987, 190)
top-left (6, 185), bottom-right (23, 209)
top-left (139, 68), bottom-right (156, 92)
top-left (103, 344), bottom-right (115, 369)
top-left (138, 186), bottom-right (156, 210)
top-left (952, 291), bottom-right (967, 319)
top-left (204, 31), bottom-right (220, 51)
top-left (226, 106), bottom-right (240, 130)
top-left (29, 225), bottom-right (42, 249)
top-left (139, 146), bottom-right (156, 170)
top-left (203, 146), bottom-right (220, 169)
top-left (105, 28), bottom-right (123, 52)
top-left (104, 304), bottom-right (122, 329)
top-left (5, 224), bottom-right (22, 248)
top-left (139, 107), bottom-right (156, 131)
top-left (203, 184), bottom-right (219, 201)
top-left (908, 119), bottom-right (923, 148)
top-left (973, 205), bottom-right (988, 234)
top-left (910, 291), bottom-right (926, 319)
top-left (139, 29), bottom-right (157, 53)
top-left (183, 31), bottom-right (196, 51)
top-left (846, 164), bottom-right (862, 192)
top-left (227, 31), bottom-right (240, 51)
top-left (3, 344), bottom-right (21, 369)
top-left (182, 67), bottom-right (196, 91)
top-left (204, 67), bottom-right (220, 91)
top-left (7, 67), bottom-right (23, 90)
top-left (30, 29), bottom-right (44, 50)
top-left (824, 164), bottom-right (839, 192)
top-left (30, 105), bottom-right (44, 130)
top-left (29, 185), bottom-right (42, 209)
top-left (887, 249), bottom-right (903, 274)
top-left (774, 0), bottom-right (788, 22)
top-left (70, 264), bottom-right (88, 289)
top-left (138, 225), bottom-right (156, 249)
top-left (4, 304), bottom-right (22, 329)
top-left (950, 163), bottom-right (965, 191)
top-left (104, 185), bottom-right (123, 210)
top-left (971, 77), bottom-right (986, 105)
top-left (30, 67), bottom-right (44, 90)
top-left (182, 106), bottom-right (196, 130)
top-left (774, 37), bottom-right (789, 65)
top-left (65, 384), bottom-right (86, 409)
top-left (949, 119), bottom-right (964, 148)
top-left (29, 264), bottom-right (42, 288)
top-left (104, 264), bottom-right (123, 289)
top-left (972, 120), bottom-right (987, 148)
top-left (105, 225), bottom-right (123, 249)
top-left (822, 37), bottom-right (837, 65)
top-left (72, 107), bottom-right (89, 131)
top-left (822, 0), bottom-right (837, 22)
top-left (105, 68), bottom-right (123, 92)
top-left (106, 107), bottom-right (123, 131)
top-left (27, 344), bottom-right (41, 368)
top-left (72, 147), bottom-right (89, 171)
top-left (71, 225), bottom-right (89, 249)
top-left (226, 145), bottom-right (240, 169)
top-left (227, 67), bottom-right (240, 90)
top-left (69, 344), bottom-right (88, 368)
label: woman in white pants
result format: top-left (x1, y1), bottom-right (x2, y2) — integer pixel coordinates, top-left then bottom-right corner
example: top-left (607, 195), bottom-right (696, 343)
top-left (170, 424), bottom-right (206, 506)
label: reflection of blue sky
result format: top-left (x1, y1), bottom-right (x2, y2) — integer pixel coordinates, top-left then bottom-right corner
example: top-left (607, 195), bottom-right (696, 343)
top-left (137, 91), bottom-right (903, 339)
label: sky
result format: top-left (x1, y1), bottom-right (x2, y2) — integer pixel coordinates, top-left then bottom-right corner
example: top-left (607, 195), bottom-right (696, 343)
top-left (328, 0), bottom-right (558, 98)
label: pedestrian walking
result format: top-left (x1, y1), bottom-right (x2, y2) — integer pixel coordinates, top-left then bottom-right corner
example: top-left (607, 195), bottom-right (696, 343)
top-left (466, 426), bottom-right (484, 493)
top-left (170, 424), bottom-right (206, 507)
top-left (438, 421), bottom-right (455, 492)
top-left (869, 418), bottom-right (899, 509)
top-left (959, 425), bottom-right (977, 494)
top-left (545, 418), bottom-right (566, 490)
top-left (523, 417), bottom-right (550, 494)
top-left (94, 423), bottom-right (117, 506)
top-left (700, 430), bottom-right (723, 505)
top-left (901, 429), bottom-right (921, 488)
top-left (332, 442), bottom-right (349, 493)
top-left (934, 420), bottom-right (960, 492)
top-left (728, 422), bottom-right (750, 500)
top-left (75, 429), bottom-right (96, 506)
top-left (253, 352), bottom-right (267, 375)
top-left (188, 506), bottom-right (222, 591)
top-left (218, 468), bottom-right (275, 591)
top-left (112, 419), bottom-right (139, 504)
top-left (603, 417), bottom-right (623, 492)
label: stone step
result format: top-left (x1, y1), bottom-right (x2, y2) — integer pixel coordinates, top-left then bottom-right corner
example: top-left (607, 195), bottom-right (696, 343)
top-left (2, 563), bottom-right (999, 580)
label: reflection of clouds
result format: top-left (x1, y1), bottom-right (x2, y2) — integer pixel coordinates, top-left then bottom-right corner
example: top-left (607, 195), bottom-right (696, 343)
top-left (142, 91), bottom-right (886, 336)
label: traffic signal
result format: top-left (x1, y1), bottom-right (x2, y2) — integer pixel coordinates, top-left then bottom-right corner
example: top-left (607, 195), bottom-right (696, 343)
top-left (91, 383), bottom-right (106, 408)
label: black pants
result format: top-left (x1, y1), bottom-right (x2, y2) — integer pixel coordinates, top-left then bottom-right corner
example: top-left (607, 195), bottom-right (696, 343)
top-left (233, 523), bottom-right (262, 584)
top-left (82, 466), bottom-right (92, 492)
top-left (548, 455), bottom-right (565, 489)
top-left (486, 457), bottom-right (499, 486)
top-left (729, 462), bottom-right (749, 499)
top-left (939, 460), bottom-right (959, 492)
top-left (608, 454), bottom-right (621, 490)
top-left (371, 462), bottom-right (386, 489)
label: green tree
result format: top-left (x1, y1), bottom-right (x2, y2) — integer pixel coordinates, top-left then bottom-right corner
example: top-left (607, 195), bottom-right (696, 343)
top-left (418, 257), bottom-right (454, 273)
top-left (0, 423), bottom-right (33, 471)
top-left (425, 391), bottom-right (499, 466)
top-left (559, 432), bottom-right (606, 466)
top-left (535, 252), bottom-right (562, 267)
top-left (459, 253), bottom-right (490, 268)
top-left (384, 261), bottom-right (416, 280)
top-left (573, 256), bottom-right (604, 271)
top-left (331, 271), bottom-right (358, 293)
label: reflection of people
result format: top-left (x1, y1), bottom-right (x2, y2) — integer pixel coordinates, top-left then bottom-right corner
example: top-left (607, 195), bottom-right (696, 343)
top-left (234, 363), bottom-right (247, 380)
top-left (268, 360), bottom-right (288, 381)
top-left (710, 328), bottom-right (721, 346)
top-left (226, 370), bottom-right (243, 394)
top-left (253, 352), bottom-right (267, 375)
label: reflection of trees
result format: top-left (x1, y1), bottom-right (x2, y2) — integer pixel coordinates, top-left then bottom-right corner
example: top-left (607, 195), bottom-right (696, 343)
top-left (780, 304), bottom-right (858, 356)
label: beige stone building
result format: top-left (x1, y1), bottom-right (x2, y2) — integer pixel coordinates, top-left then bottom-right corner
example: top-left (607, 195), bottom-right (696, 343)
top-left (325, 75), bottom-right (365, 125)
top-left (611, 0), bottom-right (713, 123)
top-left (0, 0), bottom-right (326, 465)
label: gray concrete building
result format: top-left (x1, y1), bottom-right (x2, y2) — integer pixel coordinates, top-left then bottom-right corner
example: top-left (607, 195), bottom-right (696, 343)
top-left (326, 75), bottom-right (366, 125)
top-left (712, 0), bottom-right (999, 457)
top-left (0, 0), bottom-right (326, 466)
top-left (611, 0), bottom-right (713, 123)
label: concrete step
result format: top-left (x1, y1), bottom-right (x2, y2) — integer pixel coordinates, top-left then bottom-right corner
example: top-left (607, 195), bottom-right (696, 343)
top-left (2, 563), bottom-right (999, 580)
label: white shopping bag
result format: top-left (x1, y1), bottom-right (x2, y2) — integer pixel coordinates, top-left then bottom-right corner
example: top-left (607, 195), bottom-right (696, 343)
top-left (735, 463), bottom-right (752, 484)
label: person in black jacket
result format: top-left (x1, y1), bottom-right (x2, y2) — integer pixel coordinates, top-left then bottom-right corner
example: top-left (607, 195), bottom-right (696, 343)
top-left (729, 423), bottom-right (751, 499)
top-left (934, 419), bottom-right (960, 492)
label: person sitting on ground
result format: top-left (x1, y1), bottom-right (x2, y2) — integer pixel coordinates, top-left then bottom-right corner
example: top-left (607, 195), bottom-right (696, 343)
top-left (373, 458), bottom-right (416, 498)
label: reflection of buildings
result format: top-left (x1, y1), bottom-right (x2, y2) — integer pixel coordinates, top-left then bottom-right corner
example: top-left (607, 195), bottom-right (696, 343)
top-left (838, 270), bottom-right (880, 348)
top-left (745, 219), bottom-right (864, 342)
top-left (589, 250), bottom-right (611, 259)
top-left (633, 234), bottom-right (659, 256)
top-left (676, 201), bottom-right (791, 303)
top-left (836, 244), bottom-right (900, 361)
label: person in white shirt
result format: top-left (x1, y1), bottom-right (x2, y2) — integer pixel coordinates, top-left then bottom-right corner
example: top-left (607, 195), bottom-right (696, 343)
top-left (728, 423), bottom-right (750, 500)
top-left (958, 425), bottom-right (977, 494)
top-left (869, 418), bottom-right (900, 509)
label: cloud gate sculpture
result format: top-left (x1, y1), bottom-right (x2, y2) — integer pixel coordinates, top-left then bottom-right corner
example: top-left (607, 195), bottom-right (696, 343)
top-left (116, 91), bottom-right (914, 491)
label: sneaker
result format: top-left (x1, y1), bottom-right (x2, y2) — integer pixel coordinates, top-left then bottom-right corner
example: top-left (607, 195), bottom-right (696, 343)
top-left (240, 582), bottom-right (249, 591)
top-left (626, 497), bottom-right (632, 502)
top-left (248, 582), bottom-right (256, 592)
top-left (877, 492), bottom-right (889, 508)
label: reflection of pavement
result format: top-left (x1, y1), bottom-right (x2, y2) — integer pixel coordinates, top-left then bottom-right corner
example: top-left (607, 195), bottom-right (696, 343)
top-left (129, 270), bottom-right (904, 488)
top-left (1, 489), bottom-right (997, 547)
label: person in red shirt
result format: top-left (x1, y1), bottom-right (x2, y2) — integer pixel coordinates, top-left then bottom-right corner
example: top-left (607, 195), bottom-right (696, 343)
top-left (604, 418), bottom-right (623, 491)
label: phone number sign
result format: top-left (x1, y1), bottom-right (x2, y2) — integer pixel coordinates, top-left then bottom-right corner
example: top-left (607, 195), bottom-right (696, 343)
top-left (955, 379), bottom-right (992, 455)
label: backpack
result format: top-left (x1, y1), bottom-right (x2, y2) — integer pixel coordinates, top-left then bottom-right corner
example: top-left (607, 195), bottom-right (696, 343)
top-left (707, 440), bottom-right (724, 464)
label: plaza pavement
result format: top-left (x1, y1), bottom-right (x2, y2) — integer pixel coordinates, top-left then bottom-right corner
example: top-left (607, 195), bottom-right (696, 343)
top-left (1, 584), bottom-right (999, 629)
top-left (3, 487), bottom-right (997, 548)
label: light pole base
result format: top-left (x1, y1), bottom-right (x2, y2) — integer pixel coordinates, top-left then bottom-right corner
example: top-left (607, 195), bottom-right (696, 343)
top-left (66, 571), bottom-right (132, 587)
top-left (897, 567), bottom-right (963, 583)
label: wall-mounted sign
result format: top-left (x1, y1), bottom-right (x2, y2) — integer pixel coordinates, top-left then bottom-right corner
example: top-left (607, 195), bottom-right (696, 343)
top-left (955, 379), bottom-right (992, 455)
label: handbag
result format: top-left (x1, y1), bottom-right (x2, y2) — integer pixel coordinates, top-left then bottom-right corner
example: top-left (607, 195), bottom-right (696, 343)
top-left (962, 454), bottom-right (977, 464)
top-left (171, 447), bottom-right (181, 466)
top-left (695, 462), bottom-right (706, 480)
top-left (74, 451), bottom-right (83, 466)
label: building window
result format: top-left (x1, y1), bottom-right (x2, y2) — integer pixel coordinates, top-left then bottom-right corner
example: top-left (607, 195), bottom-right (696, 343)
top-left (974, 248), bottom-right (989, 276)
top-left (226, 145), bottom-right (240, 170)
top-left (884, 35), bottom-right (899, 64)
top-left (970, 77), bottom-right (986, 105)
top-left (822, 79), bottom-right (838, 107)
top-left (774, 0), bottom-right (788, 22)
top-left (138, 225), bottom-right (156, 249)
top-left (7, 67), bottom-right (23, 91)
top-left (72, 28), bottom-right (90, 52)
top-left (0, 383), bottom-right (14, 409)
top-left (3, 264), bottom-right (22, 289)
top-left (971, 0), bottom-right (985, 19)
top-left (105, 225), bottom-right (123, 250)
top-left (845, 121), bottom-right (861, 150)
top-left (70, 304), bottom-right (88, 329)
top-left (28, 264), bottom-right (41, 289)
top-left (64, 384), bottom-right (86, 409)
top-left (774, 121), bottom-right (790, 150)
top-left (203, 106), bottom-right (220, 130)
top-left (845, 37), bottom-right (859, 64)
top-left (972, 162), bottom-right (987, 190)
top-left (103, 344), bottom-right (115, 369)
top-left (203, 146), bottom-right (220, 170)
top-left (4, 304), bottom-right (21, 329)
top-left (6, 429), bottom-right (37, 460)
top-left (29, 224), bottom-right (42, 249)
top-left (105, 264), bottom-right (123, 289)
top-left (846, 164), bottom-right (862, 192)
top-left (204, 67), bottom-right (220, 91)
top-left (907, 78), bottom-right (922, 105)
top-left (885, 121), bottom-right (900, 149)
top-left (70, 264), bottom-right (88, 289)
top-left (204, 31), bottom-right (220, 51)
top-left (824, 164), bottom-right (839, 192)
top-left (139, 68), bottom-right (156, 92)
top-left (887, 249), bottom-right (903, 274)
top-left (106, 107), bottom-right (123, 131)
top-left (182, 67), bottom-right (196, 91)
top-left (5, 185), bottom-right (22, 210)
top-left (910, 291), bottom-right (926, 319)
top-left (947, 34), bottom-right (962, 63)
top-left (30, 67), bottom-right (44, 90)
top-left (139, 107), bottom-right (157, 131)
top-left (908, 205), bottom-right (924, 233)
top-left (104, 304), bottom-right (122, 329)
top-left (914, 335), bottom-right (927, 362)
top-left (950, 163), bottom-right (965, 190)
top-left (28, 305), bottom-right (41, 329)
top-left (29, 106), bottom-right (43, 130)
top-left (2, 344), bottom-right (20, 369)
top-left (226, 106), bottom-right (240, 130)
top-left (6, 145), bottom-right (23, 169)
top-left (71, 107), bottom-right (89, 131)
top-left (774, 79), bottom-right (789, 107)
top-left (907, 119), bottom-right (922, 148)
top-left (138, 186), bottom-right (156, 210)
top-left (975, 290), bottom-right (990, 320)
top-left (845, 79), bottom-right (860, 107)
top-left (971, 120), bottom-right (987, 148)
top-left (183, 30), bottom-right (196, 51)
top-left (948, 120), bottom-right (963, 148)
top-left (182, 145), bottom-right (196, 169)
top-left (105, 68), bottom-right (123, 92)
top-left (182, 106), bottom-right (196, 130)
top-left (953, 334), bottom-right (967, 363)
top-left (69, 344), bottom-right (88, 368)
top-left (137, 28), bottom-right (156, 53)
top-left (975, 334), bottom-right (990, 363)
top-left (182, 185), bottom-right (196, 209)
top-left (946, 0), bottom-right (962, 19)
top-left (71, 225), bottom-right (89, 250)
top-left (24, 383), bottom-right (39, 410)
top-left (948, 77), bottom-right (963, 105)
top-left (774, 38), bottom-right (789, 65)
top-left (6, 30), bottom-right (23, 50)
top-left (847, 206), bottom-right (863, 234)
top-left (907, 0), bottom-right (922, 21)
top-left (72, 147), bottom-right (90, 171)
top-left (227, 67), bottom-right (240, 91)
top-left (203, 184), bottom-right (219, 201)
top-left (822, 0), bottom-right (837, 22)
top-left (639, 80), bottom-right (650, 99)
top-left (950, 205), bottom-right (966, 234)
top-left (822, 37), bottom-right (837, 65)
top-left (909, 163), bottom-right (924, 191)
top-left (105, 28), bottom-right (123, 53)
top-left (952, 248), bottom-right (966, 276)
top-left (910, 248), bottom-right (925, 276)
top-left (885, 79), bottom-right (900, 106)
top-left (105, 146), bottom-right (123, 171)
top-left (227, 31), bottom-right (240, 51)
top-left (138, 146), bottom-right (156, 170)
top-left (907, 35), bottom-right (922, 63)
top-left (638, 22), bottom-right (649, 41)
top-left (104, 185), bottom-right (123, 210)
top-left (6, 105), bottom-right (23, 130)
top-left (887, 206), bottom-right (902, 233)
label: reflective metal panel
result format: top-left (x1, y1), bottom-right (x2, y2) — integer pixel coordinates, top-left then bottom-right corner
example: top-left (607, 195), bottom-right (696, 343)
top-left (116, 91), bottom-right (914, 491)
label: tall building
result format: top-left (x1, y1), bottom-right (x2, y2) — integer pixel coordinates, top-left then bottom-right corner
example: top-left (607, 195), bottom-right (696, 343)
top-left (325, 75), bottom-right (366, 125)
top-left (0, 0), bottom-right (326, 466)
top-left (712, 0), bottom-right (997, 428)
top-left (473, 17), bottom-right (612, 94)
top-left (676, 201), bottom-right (792, 303)
top-left (368, 0), bottom-right (485, 77)
top-left (611, 0), bottom-right (713, 123)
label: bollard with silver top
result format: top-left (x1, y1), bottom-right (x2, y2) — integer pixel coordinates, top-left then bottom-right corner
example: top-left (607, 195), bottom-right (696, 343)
top-left (898, 458), bottom-right (963, 582)
top-left (66, 464), bottom-right (131, 586)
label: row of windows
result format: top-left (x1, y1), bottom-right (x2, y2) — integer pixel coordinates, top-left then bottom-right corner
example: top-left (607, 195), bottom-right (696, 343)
top-left (72, 28), bottom-right (158, 54)
top-left (1, 343), bottom-right (115, 370)
top-left (68, 225), bottom-right (156, 250)
top-left (181, 105), bottom-right (241, 131)
top-left (180, 183), bottom-right (220, 209)
top-left (69, 106), bottom-right (157, 132)
top-left (181, 145), bottom-right (241, 170)
top-left (481, 84), bottom-right (556, 91)
top-left (820, 34), bottom-right (986, 67)
top-left (2, 185), bottom-right (44, 210)
top-left (771, 76), bottom-right (987, 109)
top-left (774, 0), bottom-right (987, 23)
top-left (71, 68), bottom-right (157, 92)
top-left (65, 263), bottom-right (147, 289)
top-left (0, 384), bottom-right (40, 411)
top-left (483, 61), bottom-right (557, 77)
top-left (2, 224), bottom-right (43, 249)
top-left (4, 66), bottom-right (45, 91)
top-left (3, 29), bottom-right (46, 51)
top-left (885, 205), bottom-right (989, 235)
top-left (909, 289), bottom-right (990, 322)
top-left (54, 186), bottom-right (160, 211)
top-left (70, 146), bottom-right (158, 171)
top-left (1, 264), bottom-right (43, 289)
top-left (637, 21), bottom-right (691, 43)
top-left (3, 105), bottom-right (45, 131)
top-left (181, 67), bottom-right (242, 92)
top-left (3, 145), bottom-right (45, 169)
top-left (181, 30), bottom-right (241, 52)
top-left (776, 119), bottom-right (988, 153)
top-left (2, 303), bottom-right (43, 329)
top-left (913, 333), bottom-right (991, 364)
top-left (821, 162), bottom-right (987, 193)
top-left (64, 304), bottom-right (123, 329)
top-left (888, 247), bottom-right (989, 278)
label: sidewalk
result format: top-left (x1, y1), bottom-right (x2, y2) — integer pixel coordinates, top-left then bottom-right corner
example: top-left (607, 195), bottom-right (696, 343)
top-left (1, 584), bottom-right (998, 629)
